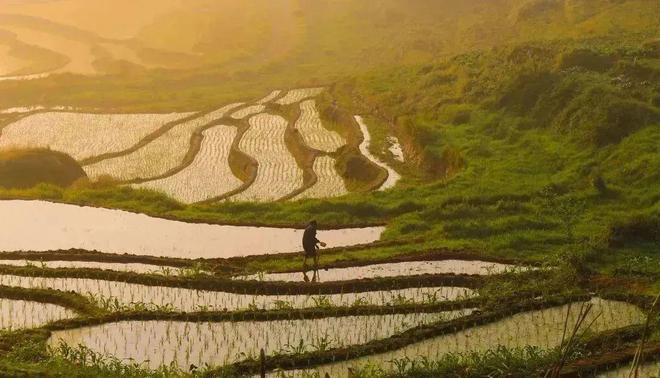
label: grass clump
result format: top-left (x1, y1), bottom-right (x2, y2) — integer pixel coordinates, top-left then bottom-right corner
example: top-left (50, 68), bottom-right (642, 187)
top-left (351, 346), bottom-right (561, 378)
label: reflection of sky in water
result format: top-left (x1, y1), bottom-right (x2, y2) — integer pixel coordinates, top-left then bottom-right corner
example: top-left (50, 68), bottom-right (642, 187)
top-left (0, 200), bottom-right (384, 259)
top-left (298, 298), bottom-right (646, 378)
top-left (49, 310), bottom-right (474, 369)
top-left (0, 274), bottom-right (475, 312)
top-left (0, 259), bottom-right (193, 275)
top-left (0, 298), bottom-right (75, 330)
top-left (238, 260), bottom-right (527, 282)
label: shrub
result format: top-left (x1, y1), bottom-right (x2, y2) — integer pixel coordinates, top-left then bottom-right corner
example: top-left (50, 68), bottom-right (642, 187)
top-left (553, 88), bottom-right (659, 146)
top-left (607, 214), bottom-right (660, 247)
top-left (557, 49), bottom-right (614, 72)
top-left (0, 149), bottom-right (86, 189)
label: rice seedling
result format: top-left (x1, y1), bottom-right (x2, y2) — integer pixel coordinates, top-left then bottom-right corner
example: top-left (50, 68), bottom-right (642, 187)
top-left (132, 125), bottom-right (243, 203)
top-left (0, 111), bottom-right (194, 160)
top-left (49, 342), bottom-right (189, 377)
top-left (230, 105), bottom-right (266, 120)
top-left (0, 259), bottom-right (197, 276)
top-left (291, 156), bottom-right (348, 200)
top-left (0, 274), bottom-right (475, 312)
top-left (597, 360), bottom-right (660, 378)
top-left (354, 115), bottom-right (401, 191)
top-left (230, 114), bottom-right (303, 202)
top-left (304, 298), bottom-right (646, 377)
top-left (0, 298), bottom-right (76, 330)
top-left (48, 310), bottom-right (472, 369)
top-left (84, 103), bottom-right (243, 181)
top-left (257, 90), bottom-right (283, 104)
top-left (236, 260), bottom-right (526, 282)
top-left (275, 88), bottom-right (325, 105)
top-left (294, 100), bottom-right (345, 153)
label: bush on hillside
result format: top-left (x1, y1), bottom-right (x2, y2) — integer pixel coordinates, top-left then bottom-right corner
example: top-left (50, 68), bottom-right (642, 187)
top-left (607, 214), bottom-right (660, 247)
top-left (552, 87), bottom-right (658, 145)
top-left (513, 0), bottom-right (562, 23)
top-left (0, 149), bottom-right (86, 189)
top-left (498, 71), bottom-right (558, 114)
top-left (557, 48), bottom-right (614, 72)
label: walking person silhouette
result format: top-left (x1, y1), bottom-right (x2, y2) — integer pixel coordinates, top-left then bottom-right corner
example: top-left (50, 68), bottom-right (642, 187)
top-left (302, 220), bottom-right (326, 282)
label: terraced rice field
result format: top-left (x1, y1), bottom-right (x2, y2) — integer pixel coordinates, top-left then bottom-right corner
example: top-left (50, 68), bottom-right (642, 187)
top-left (0, 90), bottom-right (387, 203)
top-left (0, 259), bottom-right (195, 276)
top-left (291, 156), bottom-right (348, 200)
top-left (0, 105), bottom-right (78, 114)
top-left (296, 298), bottom-right (646, 377)
top-left (230, 105), bottom-right (266, 119)
top-left (257, 90), bottom-right (282, 104)
top-left (83, 103), bottom-right (242, 181)
top-left (237, 260), bottom-right (525, 282)
top-left (98, 42), bottom-right (157, 68)
top-left (276, 88), bottom-right (325, 105)
top-left (354, 115), bottom-right (401, 191)
top-left (0, 112), bottom-right (194, 160)
top-left (5, 26), bottom-right (97, 75)
top-left (48, 310), bottom-right (473, 369)
top-left (0, 298), bottom-right (76, 330)
top-left (0, 44), bottom-right (28, 76)
top-left (0, 200), bottom-right (384, 258)
top-left (0, 72), bottom-right (49, 81)
top-left (0, 275), bottom-right (475, 312)
top-left (132, 125), bottom-right (242, 203)
top-left (295, 100), bottom-right (345, 152)
top-left (231, 114), bottom-right (303, 202)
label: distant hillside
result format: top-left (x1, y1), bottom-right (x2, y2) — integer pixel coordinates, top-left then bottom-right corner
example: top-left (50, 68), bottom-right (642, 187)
top-left (0, 0), bottom-right (658, 111)
top-left (0, 149), bottom-right (86, 189)
top-left (330, 36), bottom-right (660, 189)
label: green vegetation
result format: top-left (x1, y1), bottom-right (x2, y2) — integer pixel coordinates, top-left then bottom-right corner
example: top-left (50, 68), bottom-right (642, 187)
top-left (0, 149), bottom-right (85, 189)
top-left (0, 0), bottom-right (657, 376)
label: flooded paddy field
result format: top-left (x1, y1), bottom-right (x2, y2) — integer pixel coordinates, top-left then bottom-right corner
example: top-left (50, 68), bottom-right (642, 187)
top-left (0, 274), bottom-right (476, 311)
top-left (285, 298), bottom-right (646, 377)
top-left (0, 298), bottom-right (76, 330)
top-left (237, 259), bottom-right (527, 282)
top-left (0, 200), bottom-right (384, 259)
top-left (48, 310), bottom-right (474, 369)
top-left (0, 259), bottom-right (193, 276)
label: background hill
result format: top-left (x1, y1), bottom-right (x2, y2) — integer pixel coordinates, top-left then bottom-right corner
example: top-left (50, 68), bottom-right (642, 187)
top-left (0, 0), bottom-right (658, 109)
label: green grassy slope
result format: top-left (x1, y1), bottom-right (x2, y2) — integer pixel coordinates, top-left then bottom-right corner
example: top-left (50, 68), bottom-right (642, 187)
top-left (0, 0), bottom-right (658, 110)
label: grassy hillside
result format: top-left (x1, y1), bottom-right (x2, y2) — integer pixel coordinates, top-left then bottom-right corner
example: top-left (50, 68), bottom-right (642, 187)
top-left (0, 0), bottom-right (658, 110)
top-left (0, 149), bottom-right (86, 189)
